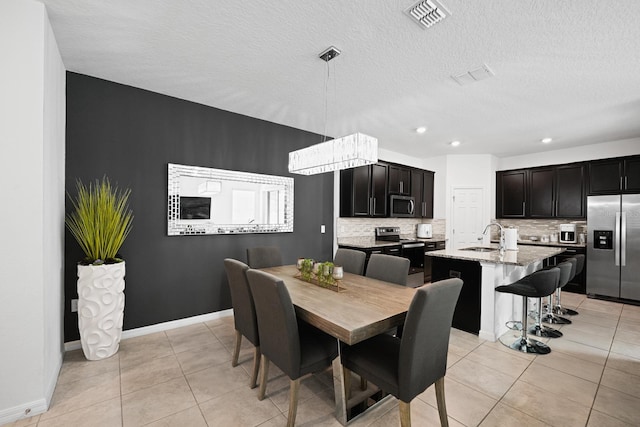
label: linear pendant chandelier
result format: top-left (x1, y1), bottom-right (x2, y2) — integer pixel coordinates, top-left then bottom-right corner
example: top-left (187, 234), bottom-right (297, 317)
top-left (288, 133), bottom-right (378, 175)
top-left (288, 47), bottom-right (378, 175)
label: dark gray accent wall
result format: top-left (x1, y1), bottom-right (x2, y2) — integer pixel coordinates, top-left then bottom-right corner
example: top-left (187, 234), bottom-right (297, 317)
top-left (64, 72), bottom-right (334, 342)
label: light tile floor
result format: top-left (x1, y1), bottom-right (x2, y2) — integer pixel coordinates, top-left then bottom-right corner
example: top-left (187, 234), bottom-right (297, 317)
top-left (6, 294), bottom-right (640, 427)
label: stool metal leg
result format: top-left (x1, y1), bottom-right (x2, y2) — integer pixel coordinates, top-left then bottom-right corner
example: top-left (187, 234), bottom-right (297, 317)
top-left (541, 294), bottom-right (572, 325)
top-left (529, 297), bottom-right (563, 338)
top-left (553, 287), bottom-right (579, 316)
top-left (503, 296), bottom-right (551, 355)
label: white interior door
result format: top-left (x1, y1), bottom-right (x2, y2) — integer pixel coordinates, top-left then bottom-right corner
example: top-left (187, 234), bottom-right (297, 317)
top-left (452, 187), bottom-right (484, 249)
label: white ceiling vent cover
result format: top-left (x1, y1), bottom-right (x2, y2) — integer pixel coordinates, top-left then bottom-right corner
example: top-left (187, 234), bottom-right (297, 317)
top-left (405, 0), bottom-right (451, 29)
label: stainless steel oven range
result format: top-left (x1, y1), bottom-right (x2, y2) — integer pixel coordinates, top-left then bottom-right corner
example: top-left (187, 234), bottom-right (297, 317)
top-left (375, 226), bottom-right (425, 287)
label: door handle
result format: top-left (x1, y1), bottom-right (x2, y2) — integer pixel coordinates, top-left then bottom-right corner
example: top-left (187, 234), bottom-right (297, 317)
top-left (615, 212), bottom-right (621, 266)
top-left (408, 200), bottom-right (415, 215)
top-left (621, 211), bottom-right (627, 267)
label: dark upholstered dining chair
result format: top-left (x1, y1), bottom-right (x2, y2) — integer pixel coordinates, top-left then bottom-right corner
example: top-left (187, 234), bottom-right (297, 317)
top-left (223, 258), bottom-right (260, 389)
top-left (365, 253), bottom-right (410, 286)
top-left (341, 278), bottom-right (463, 427)
top-left (246, 246), bottom-right (283, 269)
top-left (246, 269), bottom-right (338, 427)
top-left (333, 248), bottom-right (366, 275)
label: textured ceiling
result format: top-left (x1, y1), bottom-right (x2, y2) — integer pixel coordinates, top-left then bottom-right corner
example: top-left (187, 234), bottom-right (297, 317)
top-left (39, 0), bottom-right (640, 158)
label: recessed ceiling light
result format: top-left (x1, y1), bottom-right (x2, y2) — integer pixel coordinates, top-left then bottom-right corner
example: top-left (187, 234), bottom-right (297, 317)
top-left (541, 137), bottom-right (553, 144)
top-left (450, 140), bottom-right (461, 147)
top-left (416, 126), bottom-right (427, 134)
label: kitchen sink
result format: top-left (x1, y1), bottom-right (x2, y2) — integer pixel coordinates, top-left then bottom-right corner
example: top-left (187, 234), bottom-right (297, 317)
top-left (460, 247), bottom-right (498, 252)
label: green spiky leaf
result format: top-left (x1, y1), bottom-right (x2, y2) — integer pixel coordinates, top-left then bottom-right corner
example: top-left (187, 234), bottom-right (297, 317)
top-left (65, 177), bottom-right (134, 265)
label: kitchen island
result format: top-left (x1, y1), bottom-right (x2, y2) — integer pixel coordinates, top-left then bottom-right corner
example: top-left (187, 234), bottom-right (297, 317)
top-left (427, 244), bottom-right (565, 341)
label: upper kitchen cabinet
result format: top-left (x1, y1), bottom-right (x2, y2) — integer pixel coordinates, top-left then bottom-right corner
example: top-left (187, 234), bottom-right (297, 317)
top-left (411, 169), bottom-right (434, 218)
top-left (556, 164), bottom-right (586, 217)
top-left (388, 165), bottom-right (411, 195)
top-left (340, 163), bottom-right (387, 217)
top-left (589, 155), bottom-right (640, 194)
top-left (529, 163), bottom-right (586, 218)
top-left (496, 169), bottom-right (527, 218)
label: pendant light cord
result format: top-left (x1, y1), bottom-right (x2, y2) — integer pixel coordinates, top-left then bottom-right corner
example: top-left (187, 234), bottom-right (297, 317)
top-left (323, 59), bottom-right (329, 143)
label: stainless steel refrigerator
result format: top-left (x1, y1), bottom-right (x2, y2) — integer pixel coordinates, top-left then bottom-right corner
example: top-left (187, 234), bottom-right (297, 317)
top-left (587, 194), bottom-right (640, 301)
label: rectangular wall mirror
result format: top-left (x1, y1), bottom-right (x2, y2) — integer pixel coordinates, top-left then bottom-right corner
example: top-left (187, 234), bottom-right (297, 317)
top-left (168, 163), bottom-right (294, 235)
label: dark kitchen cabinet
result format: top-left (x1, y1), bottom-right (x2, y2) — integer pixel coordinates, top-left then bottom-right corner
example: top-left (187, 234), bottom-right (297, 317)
top-left (423, 240), bottom-right (446, 283)
top-left (589, 155), bottom-right (640, 194)
top-left (529, 168), bottom-right (555, 217)
top-left (431, 257), bottom-right (481, 334)
top-left (388, 165), bottom-right (411, 195)
top-left (496, 169), bottom-right (527, 218)
top-left (340, 163), bottom-right (387, 217)
top-left (411, 169), bottom-right (434, 218)
top-left (556, 164), bottom-right (586, 217)
top-left (529, 164), bottom-right (585, 218)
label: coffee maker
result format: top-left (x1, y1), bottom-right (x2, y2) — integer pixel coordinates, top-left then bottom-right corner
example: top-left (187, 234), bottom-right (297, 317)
top-left (559, 224), bottom-right (577, 243)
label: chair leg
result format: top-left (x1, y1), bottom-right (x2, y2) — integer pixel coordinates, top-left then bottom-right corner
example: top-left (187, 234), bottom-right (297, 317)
top-left (360, 377), bottom-right (368, 391)
top-left (399, 400), bottom-right (411, 427)
top-left (258, 355), bottom-right (269, 400)
top-left (435, 377), bottom-right (449, 427)
top-left (529, 297), bottom-right (563, 338)
top-left (343, 367), bottom-right (352, 400)
top-left (232, 330), bottom-right (242, 367)
top-left (250, 346), bottom-right (260, 389)
top-left (287, 378), bottom-right (300, 427)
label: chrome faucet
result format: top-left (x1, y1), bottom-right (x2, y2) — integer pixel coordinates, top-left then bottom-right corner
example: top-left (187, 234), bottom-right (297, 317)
top-left (479, 222), bottom-right (505, 252)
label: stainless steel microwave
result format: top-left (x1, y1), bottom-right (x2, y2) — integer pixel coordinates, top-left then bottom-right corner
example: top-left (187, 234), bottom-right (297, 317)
top-left (389, 195), bottom-right (415, 217)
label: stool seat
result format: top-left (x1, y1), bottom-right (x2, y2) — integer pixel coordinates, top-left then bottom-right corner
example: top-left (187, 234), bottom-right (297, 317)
top-left (496, 267), bottom-right (560, 354)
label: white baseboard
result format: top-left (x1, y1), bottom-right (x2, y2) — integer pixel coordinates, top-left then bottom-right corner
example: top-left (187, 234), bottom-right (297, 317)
top-left (64, 309), bottom-right (234, 352)
top-left (0, 346), bottom-right (63, 425)
top-left (0, 398), bottom-right (48, 426)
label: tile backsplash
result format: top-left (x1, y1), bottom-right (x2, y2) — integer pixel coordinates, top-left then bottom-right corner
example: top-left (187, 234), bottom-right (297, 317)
top-left (336, 217), bottom-right (446, 239)
top-left (494, 219), bottom-right (587, 240)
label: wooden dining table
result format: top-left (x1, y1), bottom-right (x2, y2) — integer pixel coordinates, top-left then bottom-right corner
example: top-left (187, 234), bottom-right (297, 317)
top-left (260, 265), bottom-right (417, 425)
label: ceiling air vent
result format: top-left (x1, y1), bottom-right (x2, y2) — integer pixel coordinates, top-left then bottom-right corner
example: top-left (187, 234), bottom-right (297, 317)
top-left (405, 0), bottom-right (451, 29)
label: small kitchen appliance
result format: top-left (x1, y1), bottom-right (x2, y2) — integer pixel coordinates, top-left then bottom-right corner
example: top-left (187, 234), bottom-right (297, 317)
top-left (559, 224), bottom-right (577, 243)
top-left (417, 223), bottom-right (432, 238)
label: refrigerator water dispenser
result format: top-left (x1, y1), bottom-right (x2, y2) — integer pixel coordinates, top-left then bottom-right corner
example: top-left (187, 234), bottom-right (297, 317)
top-left (593, 230), bottom-right (613, 250)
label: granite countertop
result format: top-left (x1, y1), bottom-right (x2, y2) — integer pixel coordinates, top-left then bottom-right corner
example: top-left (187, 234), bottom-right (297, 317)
top-left (491, 239), bottom-right (586, 248)
top-left (426, 244), bottom-right (565, 266)
top-left (338, 234), bottom-right (447, 249)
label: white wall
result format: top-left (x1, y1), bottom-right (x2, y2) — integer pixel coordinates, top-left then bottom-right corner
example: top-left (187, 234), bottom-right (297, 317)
top-left (0, 1), bottom-right (65, 423)
top-left (498, 138), bottom-right (640, 170)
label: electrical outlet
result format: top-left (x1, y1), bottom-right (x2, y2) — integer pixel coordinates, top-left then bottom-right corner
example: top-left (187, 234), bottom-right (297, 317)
top-left (71, 299), bottom-right (78, 312)
top-left (320, 225), bottom-right (326, 234)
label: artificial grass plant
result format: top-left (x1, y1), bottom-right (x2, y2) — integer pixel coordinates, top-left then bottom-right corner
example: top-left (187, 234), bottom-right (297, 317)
top-left (65, 176), bottom-right (134, 265)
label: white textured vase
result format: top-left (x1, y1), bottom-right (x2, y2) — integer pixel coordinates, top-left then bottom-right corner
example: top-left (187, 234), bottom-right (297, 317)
top-left (77, 262), bottom-right (125, 360)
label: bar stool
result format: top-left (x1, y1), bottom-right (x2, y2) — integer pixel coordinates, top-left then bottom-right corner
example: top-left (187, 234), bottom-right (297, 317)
top-left (542, 259), bottom-right (576, 326)
top-left (496, 267), bottom-right (560, 354)
top-left (553, 254), bottom-right (583, 317)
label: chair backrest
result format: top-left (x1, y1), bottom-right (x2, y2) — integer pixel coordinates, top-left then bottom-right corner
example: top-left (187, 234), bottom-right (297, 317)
top-left (333, 248), bottom-right (366, 275)
top-left (365, 254), bottom-right (410, 286)
top-left (557, 259), bottom-right (576, 288)
top-left (571, 254), bottom-right (585, 279)
top-left (246, 246), bottom-right (283, 269)
top-left (398, 278), bottom-right (463, 402)
top-left (530, 267), bottom-right (561, 297)
top-left (223, 258), bottom-right (259, 346)
top-left (246, 269), bottom-right (301, 378)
